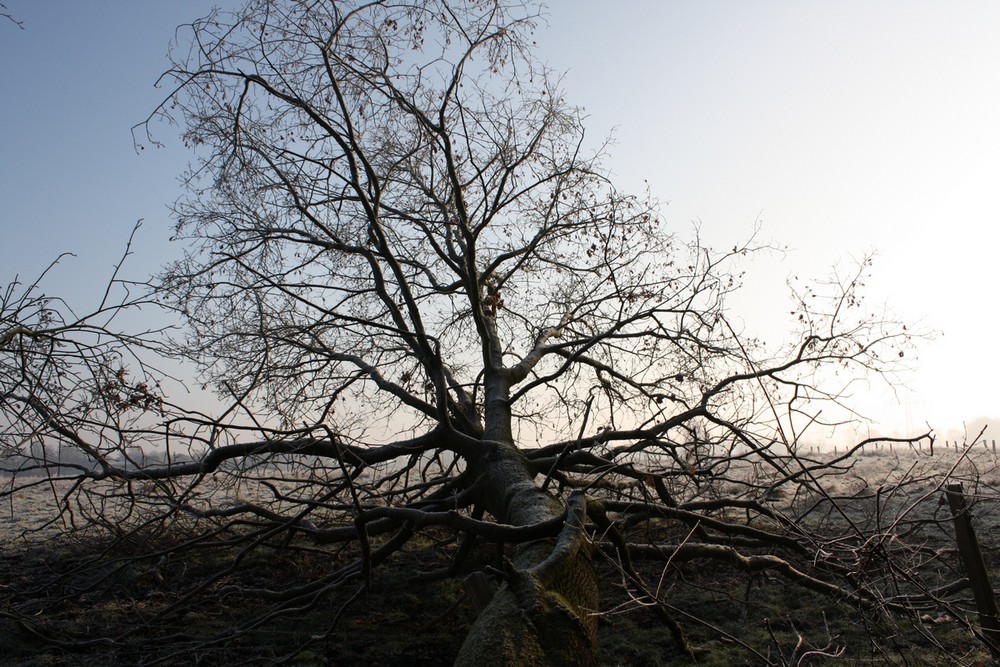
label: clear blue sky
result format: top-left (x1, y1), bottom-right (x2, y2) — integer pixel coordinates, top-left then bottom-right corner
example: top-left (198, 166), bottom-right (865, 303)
top-left (1, 1), bottom-right (215, 295)
top-left (2, 2), bottom-right (999, 440)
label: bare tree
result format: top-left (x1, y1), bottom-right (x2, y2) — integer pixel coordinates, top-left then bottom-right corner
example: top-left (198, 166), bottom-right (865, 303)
top-left (0, 227), bottom-right (172, 483)
top-left (8, 2), bottom-right (991, 666)
top-left (0, 2), bottom-right (23, 30)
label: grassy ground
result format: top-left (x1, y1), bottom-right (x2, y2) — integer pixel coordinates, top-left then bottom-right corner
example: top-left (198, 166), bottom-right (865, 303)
top-left (1, 524), bottom-right (993, 666)
top-left (3, 449), bottom-right (999, 665)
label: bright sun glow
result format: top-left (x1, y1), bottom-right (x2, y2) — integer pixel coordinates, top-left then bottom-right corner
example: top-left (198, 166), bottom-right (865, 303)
top-left (2, 1), bottom-right (999, 441)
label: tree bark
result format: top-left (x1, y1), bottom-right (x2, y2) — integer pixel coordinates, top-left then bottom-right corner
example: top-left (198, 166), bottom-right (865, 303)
top-left (454, 441), bottom-right (599, 666)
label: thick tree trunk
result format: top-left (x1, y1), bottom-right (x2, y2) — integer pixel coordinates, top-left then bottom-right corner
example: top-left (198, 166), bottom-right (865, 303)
top-left (454, 441), bottom-right (599, 666)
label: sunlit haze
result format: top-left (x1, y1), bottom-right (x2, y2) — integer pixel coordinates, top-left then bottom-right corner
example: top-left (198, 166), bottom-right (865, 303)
top-left (2, 2), bottom-right (998, 443)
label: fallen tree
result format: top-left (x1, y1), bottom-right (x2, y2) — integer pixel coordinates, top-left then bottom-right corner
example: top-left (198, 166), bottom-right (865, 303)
top-left (5, 2), bottom-right (995, 665)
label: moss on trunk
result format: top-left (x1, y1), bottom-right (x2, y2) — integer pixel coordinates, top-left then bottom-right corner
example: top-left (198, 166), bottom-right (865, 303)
top-left (454, 441), bottom-right (600, 666)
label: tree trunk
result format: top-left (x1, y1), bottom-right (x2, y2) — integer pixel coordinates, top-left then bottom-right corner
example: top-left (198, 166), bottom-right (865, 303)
top-left (454, 441), bottom-right (599, 666)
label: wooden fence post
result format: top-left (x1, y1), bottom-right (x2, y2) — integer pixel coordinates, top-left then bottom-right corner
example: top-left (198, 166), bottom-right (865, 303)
top-left (945, 482), bottom-right (1000, 659)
